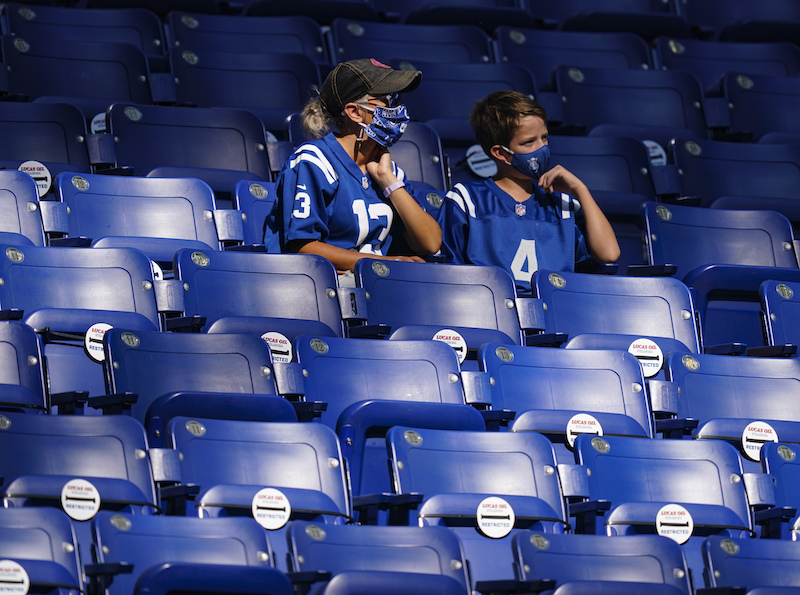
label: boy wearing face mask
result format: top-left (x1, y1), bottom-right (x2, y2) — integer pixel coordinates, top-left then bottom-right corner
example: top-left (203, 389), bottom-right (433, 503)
top-left (264, 58), bottom-right (441, 275)
top-left (442, 90), bottom-right (620, 291)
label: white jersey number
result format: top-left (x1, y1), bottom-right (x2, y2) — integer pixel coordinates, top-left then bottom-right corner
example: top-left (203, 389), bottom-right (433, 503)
top-left (510, 239), bottom-right (538, 283)
top-left (353, 199), bottom-right (393, 254)
top-left (292, 191), bottom-right (311, 219)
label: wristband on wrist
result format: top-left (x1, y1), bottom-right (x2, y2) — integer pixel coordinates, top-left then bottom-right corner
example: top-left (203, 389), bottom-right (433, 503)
top-left (382, 181), bottom-right (405, 199)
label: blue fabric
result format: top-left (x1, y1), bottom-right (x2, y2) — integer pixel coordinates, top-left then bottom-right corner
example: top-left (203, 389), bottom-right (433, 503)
top-left (441, 178), bottom-right (590, 290)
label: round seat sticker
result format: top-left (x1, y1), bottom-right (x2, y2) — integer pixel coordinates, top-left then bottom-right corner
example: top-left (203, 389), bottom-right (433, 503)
top-left (61, 478), bottom-right (101, 521)
top-left (566, 413), bottom-right (603, 447)
top-left (742, 421), bottom-right (778, 462)
top-left (476, 496), bottom-right (515, 539)
top-left (261, 332), bottom-right (292, 363)
top-left (18, 160), bottom-right (51, 197)
top-left (627, 338), bottom-right (663, 378)
top-left (252, 488), bottom-right (291, 530)
top-left (85, 323), bottom-right (113, 362)
top-left (0, 560), bottom-right (29, 594)
top-left (433, 329), bottom-right (467, 364)
top-left (656, 503), bottom-right (693, 544)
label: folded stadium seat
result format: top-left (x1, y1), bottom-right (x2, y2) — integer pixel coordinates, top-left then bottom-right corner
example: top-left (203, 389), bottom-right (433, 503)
top-left (760, 279), bottom-right (800, 348)
top-left (494, 27), bottom-right (652, 92)
top-left (1, 35), bottom-right (166, 122)
top-left (478, 343), bottom-right (657, 464)
top-left (0, 169), bottom-right (58, 246)
top-left (376, 0), bottom-right (535, 31)
top-left (330, 19), bottom-right (493, 65)
top-left (385, 426), bottom-right (571, 589)
top-left (102, 327), bottom-right (299, 444)
top-left (232, 180), bottom-right (275, 246)
top-left (642, 201), bottom-right (800, 349)
top-left (722, 72), bottom-right (800, 142)
top-left (173, 249), bottom-right (362, 346)
top-left (0, 102), bottom-right (93, 198)
top-left (0, 320), bottom-right (48, 412)
top-left (0, 412), bottom-right (160, 565)
top-left (528, 0), bottom-right (691, 40)
top-left (663, 350), bottom-right (800, 473)
top-left (653, 38), bottom-right (800, 95)
top-left (103, 103), bottom-right (272, 199)
top-left (682, 0), bottom-right (800, 42)
top-left (0, 244), bottom-right (177, 407)
top-left (512, 532), bottom-right (693, 595)
top-left (388, 60), bottom-right (537, 186)
top-left (0, 508), bottom-right (83, 595)
top-left (55, 173), bottom-right (244, 270)
top-left (162, 417), bottom-right (351, 571)
top-left (167, 12), bottom-right (329, 63)
top-left (353, 259), bottom-right (544, 369)
top-left (244, 0), bottom-right (380, 25)
top-left (293, 334), bottom-right (487, 505)
top-left (701, 535), bottom-right (800, 591)
top-left (88, 512), bottom-right (293, 595)
top-left (1, 3), bottom-right (167, 67)
top-left (547, 134), bottom-right (663, 273)
top-left (761, 442), bottom-right (800, 539)
top-left (82, 0), bottom-right (221, 18)
top-left (572, 434), bottom-right (767, 591)
top-left (552, 65), bottom-right (714, 151)
top-left (167, 48), bottom-right (321, 138)
top-left (286, 522), bottom-right (471, 595)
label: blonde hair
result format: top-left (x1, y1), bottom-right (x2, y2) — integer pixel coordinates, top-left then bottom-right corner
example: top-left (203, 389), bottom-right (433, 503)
top-left (301, 93), bottom-right (371, 140)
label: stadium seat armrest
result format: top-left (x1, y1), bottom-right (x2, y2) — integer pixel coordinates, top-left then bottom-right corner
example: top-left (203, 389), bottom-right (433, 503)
top-left (336, 287), bottom-right (368, 322)
top-left (702, 97), bottom-right (732, 130)
top-left (525, 333), bottom-right (568, 347)
top-left (273, 362), bottom-right (305, 397)
top-left (568, 499), bottom-right (611, 534)
top-left (86, 133), bottom-right (117, 166)
top-left (703, 343), bottom-right (748, 355)
top-left (212, 209), bottom-right (244, 244)
top-left (353, 492), bottom-right (423, 526)
top-left (159, 483), bottom-right (201, 516)
top-left (475, 579), bottom-right (557, 595)
top-left (38, 200), bottom-right (69, 235)
top-left (515, 297), bottom-right (546, 332)
top-left (754, 506), bottom-right (797, 539)
top-left (695, 589), bottom-right (747, 595)
top-left (646, 380), bottom-right (678, 415)
top-left (88, 392), bottom-right (138, 415)
top-left (149, 448), bottom-right (182, 484)
top-left (286, 570), bottom-right (332, 595)
top-left (48, 237), bottom-right (92, 247)
top-left (655, 418), bottom-right (699, 438)
top-left (154, 280), bottom-right (185, 314)
top-left (165, 316), bottom-right (207, 332)
top-left (745, 344), bottom-right (798, 357)
top-left (85, 561), bottom-right (134, 595)
top-left (49, 390), bottom-right (89, 415)
top-left (624, 264), bottom-right (677, 277)
top-left (347, 324), bottom-right (391, 338)
top-left (461, 370), bottom-right (492, 408)
top-left (225, 244), bottom-right (267, 252)
top-left (290, 401), bottom-right (327, 422)
top-left (479, 409), bottom-right (516, 431)
top-left (649, 164), bottom-right (681, 198)
top-left (0, 310), bottom-right (24, 321)
top-left (149, 72), bottom-right (178, 105)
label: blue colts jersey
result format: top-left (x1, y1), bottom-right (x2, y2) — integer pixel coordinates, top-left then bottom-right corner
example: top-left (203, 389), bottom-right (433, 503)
top-left (441, 179), bottom-right (591, 290)
top-left (265, 132), bottom-right (417, 257)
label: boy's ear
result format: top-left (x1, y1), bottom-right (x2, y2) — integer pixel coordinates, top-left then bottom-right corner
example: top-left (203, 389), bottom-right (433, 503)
top-left (489, 144), bottom-right (511, 164)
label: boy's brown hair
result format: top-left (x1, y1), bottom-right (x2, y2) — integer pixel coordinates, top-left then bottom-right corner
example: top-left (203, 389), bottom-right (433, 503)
top-left (469, 90), bottom-right (547, 156)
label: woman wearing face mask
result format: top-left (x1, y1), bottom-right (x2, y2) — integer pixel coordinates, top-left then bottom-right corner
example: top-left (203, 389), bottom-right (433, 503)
top-left (441, 90), bottom-right (620, 291)
top-left (264, 58), bottom-right (442, 276)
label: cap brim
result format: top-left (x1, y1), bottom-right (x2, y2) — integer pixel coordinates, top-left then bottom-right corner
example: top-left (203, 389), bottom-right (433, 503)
top-left (370, 69), bottom-right (422, 96)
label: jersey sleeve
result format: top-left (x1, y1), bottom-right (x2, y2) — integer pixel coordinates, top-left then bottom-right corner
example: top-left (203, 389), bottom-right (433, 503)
top-left (438, 184), bottom-right (472, 264)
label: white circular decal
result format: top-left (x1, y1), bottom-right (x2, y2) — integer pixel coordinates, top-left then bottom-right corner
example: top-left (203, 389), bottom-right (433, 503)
top-left (742, 421), bottom-right (779, 462)
top-left (84, 323), bottom-right (113, 362)
top-left (90, 112), bottom-right (107, 134)
top-left (251, 488), bottom-right (291, 530)
top-left (0, 560), bottom-right (30, 594)
top-left (151, 261), bottom-right (164, 281)
top-left (627, 338), bottom-right (663, 378)
top-left (656, 504), bottom-right (693, 544)
top-left (476, 496), bottom-right (515, 539)
top-left (466, 144), bottom-right (498, 178)
top-left (61, 478), bottom-right (101, 521)
top-left (261, 332), bottom-right (292, 363)
top-left (432, 329), bottom-right (467, 364)
top-left (18, 161), bottom-right (51, 197)
top-left (566, 413), bottom-right (603, 447)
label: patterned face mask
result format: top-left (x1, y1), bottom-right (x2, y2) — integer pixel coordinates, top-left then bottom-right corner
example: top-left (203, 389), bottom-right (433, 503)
top-left (358, 104), bottom-right (411, 148)
top-left (501, 144), bottom-right (551, 179)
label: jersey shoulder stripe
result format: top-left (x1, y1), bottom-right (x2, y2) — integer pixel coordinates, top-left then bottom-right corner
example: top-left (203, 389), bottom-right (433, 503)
top-left (289, 143), bottom-right (338, 184)
top-left (447, 183), bottom-right (476, 218)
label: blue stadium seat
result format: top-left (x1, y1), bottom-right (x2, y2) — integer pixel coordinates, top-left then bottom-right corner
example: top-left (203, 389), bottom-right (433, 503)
top-left (331, 19), bottom-right (492, 64)
top-left (683, 0), bottom-right (800, 42)
top-left (0, 320), bottom-right (47, 412)
top-left (760, 279), bottom-right (800, 347)
top-left (0, 508), bottom-right (83, 595)
top-left (385, 121), bottom-right (448, 190)
top-left (0, 244), bottom-right (167, 403)
top-left (83, 0), bottom-right (221, 18)
top-left (232, 180), bottom-right (275, 246)
top-left (286, 521), bottom-right (471, 595)
top-left (105, 103), bottom-right (272, 196)
top-left (294, 334), bottom-right (485, 500)
top-left (761, 442), bottom-right (800, 539)
top-left (386, 426), bottom-right (569, 587)
top-left (0, 102), bottom-right (92, 197)
top-left (354, 260), bottom-right (543, 367)
top-left (701, 535), bottom-right (800, 591)
top-left (88, 512), bottom-right (294, 594)
top-left (529, 0), bottom-right (690, 39)
top-left (513, 532), bottom-right (693, 595)
top-left (167, 11), bottom-right (328, 62)
top-left (0, 170), bottom-right (53, 246)
top-left (573, 434), bottom-right (759, 589)
top-left (722, 72), bottom-right (800, 141)
top-left (55, 173), bottom-right (242, 266)
top-left (379, 0), bottom-right (534, 31)
top-left (168, 48), bottom-right (321, 135)
top-left (479, 344), bottom-right (655, 463)
top-left (244, 0), bottom-right (380, 25)
top-left (653, 37), bottom-right (800, 93)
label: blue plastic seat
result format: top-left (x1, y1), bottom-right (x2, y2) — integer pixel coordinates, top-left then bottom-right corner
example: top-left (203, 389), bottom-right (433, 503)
top-left (0, 170), bottom-right (52, 246)
top-left (683, 0), bottom-right (800, 42)
top-left (701, 535), bottom-right (800, 591)
top-left (378, 0), bottom-right (534, 31)
top-left (479, 343), bottom-right (654, 463)
top-left (760, 279), bottom-right (800, 347)
top-left (244, 0), bottom-right (380, 25)
top-left (83, 0), bottom-right (221, 18)
top-left (513, 532), bottom-right (693, 595)
top-left (167, 11), bottom-right (328, 62)
top-left (105, 103), bottom-right (272, 197)
top-left (0, 320), bottom-right (47, 412)
top-left (286, 521), bottom-right (471, 595)
top-left (0, 508), bottom-right (83, 595)
top-left (55, 173), bottom-right (242, 266)
top-left (232, 180), bottom-right (275, 246)
top-left (89, 511), bottom-right (294, 594)
top-left (382, 121), bottom-right (448, 190)
top-left (761, 442), bottom-right (800, 539)
top-left (723, 72), bottom-right (800, 141)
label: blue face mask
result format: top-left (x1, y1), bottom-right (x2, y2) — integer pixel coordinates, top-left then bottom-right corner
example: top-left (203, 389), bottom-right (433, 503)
top-left (358, 104), bottom-right (410, 148)
top-left (501, 144), bottom-right (551, 179)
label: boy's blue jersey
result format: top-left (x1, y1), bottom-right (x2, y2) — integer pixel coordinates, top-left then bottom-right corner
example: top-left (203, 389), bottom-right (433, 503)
top-left (441, 178), bottom-right (591, 290)
top-left (265, 132), bottom-right (418, 256)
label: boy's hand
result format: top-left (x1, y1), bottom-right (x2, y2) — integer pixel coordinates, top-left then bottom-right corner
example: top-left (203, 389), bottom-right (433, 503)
top-left (538, 165), bottom-right (588, 199)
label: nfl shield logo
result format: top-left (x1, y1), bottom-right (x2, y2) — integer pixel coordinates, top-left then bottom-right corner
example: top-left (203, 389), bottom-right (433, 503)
top-left (515, 202), bottom-right (526, 216)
